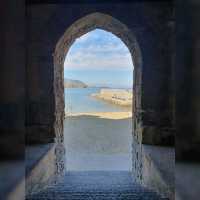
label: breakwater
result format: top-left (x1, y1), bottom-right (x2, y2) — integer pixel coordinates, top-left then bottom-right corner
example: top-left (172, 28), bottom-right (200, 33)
top-left (91, 89), bottom-right (133, 107)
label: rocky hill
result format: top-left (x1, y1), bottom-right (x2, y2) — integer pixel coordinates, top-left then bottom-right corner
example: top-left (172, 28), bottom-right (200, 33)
top-left (64, 79), bottom-right (87, 88)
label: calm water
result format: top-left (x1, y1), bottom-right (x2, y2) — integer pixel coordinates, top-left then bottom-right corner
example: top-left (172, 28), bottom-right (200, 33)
top-left (64, 88), bottom-right (130, 113)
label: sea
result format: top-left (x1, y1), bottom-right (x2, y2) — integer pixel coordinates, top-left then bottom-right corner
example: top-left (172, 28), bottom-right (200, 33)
top-left (64, 87), bottom-right (131, 113)
top-left (64, 87), bottom-right (132, 171)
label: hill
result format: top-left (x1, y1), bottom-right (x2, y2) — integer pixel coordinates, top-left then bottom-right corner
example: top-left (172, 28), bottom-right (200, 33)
top-left (64, 79), bottom-right (87, 88)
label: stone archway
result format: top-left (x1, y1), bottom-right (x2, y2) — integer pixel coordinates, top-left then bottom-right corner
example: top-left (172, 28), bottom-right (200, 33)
top-left (24, 4), bottom-right (175, 199)
top-left (53, 12), bottom-right (143, 180)
top-left (53, 12), bottom-right (142, 139)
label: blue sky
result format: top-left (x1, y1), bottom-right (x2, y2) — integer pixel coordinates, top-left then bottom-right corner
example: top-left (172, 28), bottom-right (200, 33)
top-left (64, 29), bottom-right (133, 88)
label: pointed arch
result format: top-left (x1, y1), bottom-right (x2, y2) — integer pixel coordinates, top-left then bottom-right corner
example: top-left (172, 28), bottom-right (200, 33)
top-left (53, 13), bottom-right (142, 153)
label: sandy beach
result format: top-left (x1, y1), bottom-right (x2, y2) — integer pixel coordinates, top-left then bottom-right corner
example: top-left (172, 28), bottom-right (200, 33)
top-left (66, 111), bottom-right (132, 119)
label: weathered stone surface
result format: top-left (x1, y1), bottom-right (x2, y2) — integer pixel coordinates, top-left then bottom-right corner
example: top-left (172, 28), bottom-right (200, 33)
top-left (26, 171), bottom-right (168, 200)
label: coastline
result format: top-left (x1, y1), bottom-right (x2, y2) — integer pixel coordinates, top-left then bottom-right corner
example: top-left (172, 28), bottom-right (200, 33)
top-left (65, 111), bottom-right (132, 119)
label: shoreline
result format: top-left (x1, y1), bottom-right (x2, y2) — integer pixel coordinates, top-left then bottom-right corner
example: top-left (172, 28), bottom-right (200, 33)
top-left (65, 111), bottom-right (132, 119)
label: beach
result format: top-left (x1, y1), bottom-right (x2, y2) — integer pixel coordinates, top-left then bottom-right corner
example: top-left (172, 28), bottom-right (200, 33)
top-left (66, 111), bottom-right (132, 119)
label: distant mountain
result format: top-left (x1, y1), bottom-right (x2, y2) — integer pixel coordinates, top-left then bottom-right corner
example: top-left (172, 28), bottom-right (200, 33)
top-left (64, 79), bottom-right (88, 88)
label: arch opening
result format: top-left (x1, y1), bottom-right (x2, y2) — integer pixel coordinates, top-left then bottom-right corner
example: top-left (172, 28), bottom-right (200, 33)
top-left (53, 12), bottom-right (143, 175)
top-left (63, 28), bottom-right (134, 171)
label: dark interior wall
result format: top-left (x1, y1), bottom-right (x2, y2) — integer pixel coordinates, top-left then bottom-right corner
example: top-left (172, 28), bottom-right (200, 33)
top-left (140, 4), bottom-right (174, 145)
top-left (176, 1), bottom-right (200, 161)
top-left (26, 5), bottom-right (57, 143)
top-left (0, 1), bottom-right (175, 157)
top-left (26, 2), bottom-right (174, 146)
top-left (0, 0), bottom-right (25, 159)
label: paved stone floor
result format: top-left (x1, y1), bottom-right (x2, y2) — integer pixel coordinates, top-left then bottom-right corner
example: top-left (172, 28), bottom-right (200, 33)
top-left (26, 171), bottom-right (168, 200)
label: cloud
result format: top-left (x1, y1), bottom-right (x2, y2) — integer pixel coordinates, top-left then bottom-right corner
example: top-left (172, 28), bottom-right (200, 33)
top-left (64, 29), bottom-right (134, 71)
top-left (75, 32), bottom-right (92, 43)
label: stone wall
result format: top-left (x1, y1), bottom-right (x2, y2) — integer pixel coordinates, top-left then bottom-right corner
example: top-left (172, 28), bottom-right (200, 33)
top-left (25, 1), bottom-right (175, 198)
top-left (175, 0), bottom-right (200, 162)
top-left (1, 1), bottom-right (200, 199)
top-left (0, 0), bottom-right (25, 159)
top-left (0, 0), bottom-right (176, 198)
top-left (26, 2), bottom-right (174, 142)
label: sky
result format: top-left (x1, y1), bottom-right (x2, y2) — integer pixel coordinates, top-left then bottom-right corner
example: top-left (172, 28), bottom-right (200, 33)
top-left (64, 29), bottom-right (134, 88)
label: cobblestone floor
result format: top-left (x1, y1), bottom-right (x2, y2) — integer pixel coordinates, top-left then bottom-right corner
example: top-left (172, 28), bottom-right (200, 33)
top-left (26, 171), bottom-right (168, 200)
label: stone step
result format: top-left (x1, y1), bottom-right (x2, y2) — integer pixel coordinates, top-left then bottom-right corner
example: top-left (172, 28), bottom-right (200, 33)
top-left (26, 171), bottom-right (168, 200)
